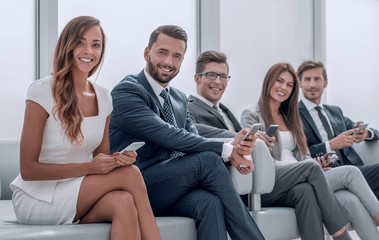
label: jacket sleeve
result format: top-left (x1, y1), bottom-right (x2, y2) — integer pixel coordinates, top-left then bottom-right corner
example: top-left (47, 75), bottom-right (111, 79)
top-left (111, 80), bottom-right (223, 154)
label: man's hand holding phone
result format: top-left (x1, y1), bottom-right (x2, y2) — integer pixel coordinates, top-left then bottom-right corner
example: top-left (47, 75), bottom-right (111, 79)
top-left (229, 151), bottom-right (255, 175)
top-left (233, 124), bottom-right (260, 155)
top-left (314, 152), bottom-right (334, 171)
top-left (353, 122), bottom-right (370, 142)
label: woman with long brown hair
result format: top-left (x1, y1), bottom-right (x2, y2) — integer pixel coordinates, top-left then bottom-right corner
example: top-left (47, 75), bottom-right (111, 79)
top-left (10, 16), bottom-right (160, 240)
top-left (241, 62), bottom-right (379, 240)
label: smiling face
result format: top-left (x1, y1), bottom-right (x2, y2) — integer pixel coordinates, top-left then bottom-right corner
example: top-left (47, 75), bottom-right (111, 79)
top-left (144, 33), bottom-right (186, 87)
top-left (195, 62), bottom-right (228, 105)
top-left (299, 67), bottom-right (327, 105)
top-left (269, 71), bottom-right (294, 105)
top-left (72, 26), bottom-right (103, 77)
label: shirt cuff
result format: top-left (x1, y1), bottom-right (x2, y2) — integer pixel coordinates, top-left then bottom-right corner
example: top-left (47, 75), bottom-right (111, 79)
top-left (221, 142), bottom-right (234, 162)
top-left (366, 129), bottom-right (375, 140)
top-left (325, 141), bottom-right (332, 152)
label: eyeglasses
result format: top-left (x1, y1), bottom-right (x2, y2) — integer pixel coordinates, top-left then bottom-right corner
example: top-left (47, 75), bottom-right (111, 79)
top-left (197, 72), bottom-right (231, 82)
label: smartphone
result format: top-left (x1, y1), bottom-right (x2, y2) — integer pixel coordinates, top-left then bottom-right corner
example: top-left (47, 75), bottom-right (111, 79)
top-left (266, 124), bottom-right (279, 137)
top-left (355, 123), bottom-right (369, 135)
top-left (322, 152), bottom-right (335, 159)
top-left (121, 142), bottom-right (145, 153)
top-left (239, 123), bottom-right (262, 143)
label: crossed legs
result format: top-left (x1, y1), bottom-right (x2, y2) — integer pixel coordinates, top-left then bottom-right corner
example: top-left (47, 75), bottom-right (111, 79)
top-left (142, 151), bottom-right (264, 240)
top-left (262, 160), bottom-right (350, 239)
top-left (75, 165), bottom-right (160, 240)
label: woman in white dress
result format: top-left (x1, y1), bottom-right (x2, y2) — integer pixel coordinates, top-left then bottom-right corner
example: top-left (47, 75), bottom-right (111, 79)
top-left (10, 16), bottom-right (161, 240)
top-left (241, 62), bottom-right (379, 240)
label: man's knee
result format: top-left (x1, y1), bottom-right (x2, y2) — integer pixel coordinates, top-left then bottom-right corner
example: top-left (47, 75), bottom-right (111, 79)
top-left (334, 190), bottom-right (359, 209)
top-left (197, 151), bottom-right (225, 169)
top-left (193, 192), bottom-right (224, 217)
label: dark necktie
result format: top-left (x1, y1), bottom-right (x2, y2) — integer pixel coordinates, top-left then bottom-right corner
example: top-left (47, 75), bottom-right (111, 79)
top-left (315, 106), bottom-right (334, 140)
top-left (159, 89), bottom-right (185, 158)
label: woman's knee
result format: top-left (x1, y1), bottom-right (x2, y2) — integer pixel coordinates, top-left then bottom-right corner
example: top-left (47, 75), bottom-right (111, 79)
top-left (109, 191), bottom-right (138, 217)
top-left (117, 165), bottom-right (145, 185)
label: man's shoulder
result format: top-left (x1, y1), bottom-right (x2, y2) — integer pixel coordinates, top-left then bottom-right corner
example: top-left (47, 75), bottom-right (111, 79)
top-left (111, 72), bottom-right (148, 96)
top-left (169, 86), bottom-right (188, 101)
top-left (323, 104), bottom-right (343, 114)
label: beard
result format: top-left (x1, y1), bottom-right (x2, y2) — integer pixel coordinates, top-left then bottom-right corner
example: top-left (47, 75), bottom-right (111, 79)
top-left (147, 57), bottom-right (179, 84)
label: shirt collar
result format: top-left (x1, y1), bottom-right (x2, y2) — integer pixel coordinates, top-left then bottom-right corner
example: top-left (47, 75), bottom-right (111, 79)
top-left (195, 93), bottom-right (219, 109)
top-left (302, 97), bottom-right (324, 111)
top-left (143, 68), bottom-right (170, 98)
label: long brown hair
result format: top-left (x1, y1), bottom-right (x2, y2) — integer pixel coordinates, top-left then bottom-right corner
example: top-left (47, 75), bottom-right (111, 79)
top-left (52, 16), bottom-right (105, 144)
top-left (258, 62), bottom-right (307, 155)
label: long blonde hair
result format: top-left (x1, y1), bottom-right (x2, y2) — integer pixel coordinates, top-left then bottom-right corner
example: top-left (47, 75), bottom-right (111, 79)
top-left (258, 62), bottom-right (308, 155)
top-left (52, 16), bottom-right (105, 144)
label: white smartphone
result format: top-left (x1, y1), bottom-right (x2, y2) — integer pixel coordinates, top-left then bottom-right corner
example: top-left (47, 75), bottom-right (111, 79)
top-left (266, 124), bottom-right (279, 137)
top-left (355, 123), bottom-right (369, 135)
top-left (239, 123), bottom-right (262, 143)
top-left (121, 142), bottom-right (145, 152)
top-left (358, 123), bottom-right (369, 130)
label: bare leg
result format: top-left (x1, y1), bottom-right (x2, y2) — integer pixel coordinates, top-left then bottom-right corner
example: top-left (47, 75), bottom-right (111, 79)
top-left (75, 166), bottom-right (161, 240)
top-left (331, 226), bottom-right (346, 237)
top-left (81, 190), bottom-right (141, 240)
top-left (374, 213), bottom-right (379, 224)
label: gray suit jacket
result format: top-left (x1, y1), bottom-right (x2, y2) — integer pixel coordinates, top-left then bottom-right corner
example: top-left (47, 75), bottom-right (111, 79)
top-left (241, 104), bottom-right (312, 164)
top-left (187, 95), bottom-right (241, 138)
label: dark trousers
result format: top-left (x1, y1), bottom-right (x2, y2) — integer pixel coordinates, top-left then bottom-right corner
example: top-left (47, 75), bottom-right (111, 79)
top-left (142, 151), bottom-right (264, 240)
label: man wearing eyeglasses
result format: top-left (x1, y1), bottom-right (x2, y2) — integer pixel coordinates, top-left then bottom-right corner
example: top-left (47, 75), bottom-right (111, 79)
top-left (188, 51), bottom-right (241, 138)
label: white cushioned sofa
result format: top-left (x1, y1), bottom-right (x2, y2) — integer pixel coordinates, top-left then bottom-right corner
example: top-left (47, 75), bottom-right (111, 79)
top-left (2, 138), bottom-right (376, 240)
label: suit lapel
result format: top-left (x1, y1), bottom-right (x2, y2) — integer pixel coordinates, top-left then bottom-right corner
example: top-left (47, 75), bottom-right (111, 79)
top-left (137, 71), bottom-right (163, 112)
top-left (299, 100), bottom-right (323, 141)
top-left (170, 89), bottom-right (184, 128)
top-left (323, 105), bottom-right (340, 136)
top-left (190, 95), bottom-right (229, 129)
top-left (219, 103), bottom-right (242, 131)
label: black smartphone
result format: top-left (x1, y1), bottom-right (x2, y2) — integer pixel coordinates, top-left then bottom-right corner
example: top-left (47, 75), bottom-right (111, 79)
top-left (266, 124), bottom-right (279, 137)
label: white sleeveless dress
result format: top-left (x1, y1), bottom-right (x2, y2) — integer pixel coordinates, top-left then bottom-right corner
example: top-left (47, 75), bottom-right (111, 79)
top-left (10, 76), bottom-right (112, 224)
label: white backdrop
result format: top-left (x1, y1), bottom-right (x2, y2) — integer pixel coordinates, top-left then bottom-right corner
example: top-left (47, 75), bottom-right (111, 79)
top-left (1, 0), bottom-right (379, 141)
top-left (326, 0), bottom-right (379, 128)
top-left (58, 0), bottom-right (198, 98)
top-left (0, 0), bottom-right (35, 140)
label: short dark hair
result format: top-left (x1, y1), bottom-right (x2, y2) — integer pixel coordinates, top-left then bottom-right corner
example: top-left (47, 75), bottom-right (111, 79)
top-left (148, 25), bottom-right (188, 51)
top-left (196, 50), bottom-right (229, 74)
top-left (297, 60), bottom-right (327, 81)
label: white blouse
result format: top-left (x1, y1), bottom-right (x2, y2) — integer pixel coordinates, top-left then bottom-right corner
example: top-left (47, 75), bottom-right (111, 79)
top-left (278, 131), bottom-right (299, 166)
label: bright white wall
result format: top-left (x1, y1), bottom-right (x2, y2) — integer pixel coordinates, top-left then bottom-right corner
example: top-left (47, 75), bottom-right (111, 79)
top-left (218, 0), bottom-right (313, 120)
top-left (326, 0), bottom-right (379, 127)
top-left (58, 0), bottom-right (198, 96)
top-left (0, 0), bottom-right (35, 140)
